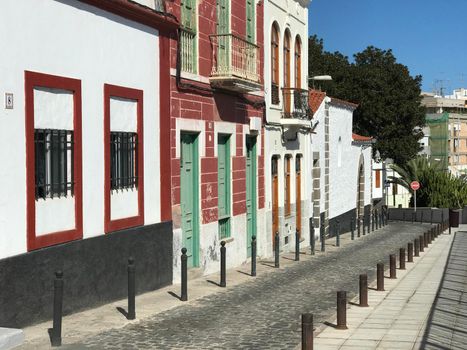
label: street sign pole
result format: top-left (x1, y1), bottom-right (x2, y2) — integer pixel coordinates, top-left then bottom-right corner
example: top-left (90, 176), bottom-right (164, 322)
top-left (410, 181), bottom-right (420, 214)
top-left (414, 189), bottom-right (417, 213)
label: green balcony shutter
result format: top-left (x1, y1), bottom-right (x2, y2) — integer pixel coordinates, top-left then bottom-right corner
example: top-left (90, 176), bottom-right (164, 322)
top-left (246, 0), bottom-right (255, 43)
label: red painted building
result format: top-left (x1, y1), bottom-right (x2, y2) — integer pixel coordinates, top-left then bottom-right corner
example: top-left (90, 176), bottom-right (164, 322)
top-left (165, 0), bottom-right (266, 274)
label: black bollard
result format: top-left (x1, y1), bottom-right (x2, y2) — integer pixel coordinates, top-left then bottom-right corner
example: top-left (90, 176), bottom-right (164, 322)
top-left (274, 232), bottom-right (280, 268)
top-left (424, 232), bottom-right (428, 247)
top-left (309, 218), bottom-right (315, 255)
top-left (251, 236), bottom-right (257, 277)
top-left (320, 221), bottom-right (325, 252)
top-left (375, 210), bottom-right (379, 229)
top-left (127, 258), bottom-right (136, 320)
top-left (390, 254), bottom-right (396, 279)
top-left (295, 229), bottom-right (300, 261)
top-left (363, 216), bottom-right (367, 236)
top-left (408, 242), bottom-right (414, 262)
top-left (357, 217), bottom-right (361, 238)
top-left (430, 210), bottom-right (433, 225)
top-left (220, 241), bottom-right (226, 287)
top-left (359, 274), bottom-right (369, 307)
top-left (181, 248), bottom-right (188, 301)
top-left (372, 211), bottom-right (375, 232)
top-left (350, 216), bottom-right (355, 240)
top-left (400, 248), bottom-right (406, 270)
top-left (51, 271), bottom-right (64, 347)
top-left (419, 235), bottom-right (425, 253)
top-left (377, 263), bottom-right (385, 291)
top-left (302, 313), bottom-right (314, 350)
top-left (414, 239), bottom-right (420, 257)
top-left (335, 220), bottom-right (340, 247)
top-left (336, 291), bottom-right (348, 330)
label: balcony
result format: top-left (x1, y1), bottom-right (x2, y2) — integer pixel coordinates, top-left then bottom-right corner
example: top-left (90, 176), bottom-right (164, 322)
top-left (209, 34), bottom-right (261, 93)
top-left (280, 88), bottom-right (312, 129)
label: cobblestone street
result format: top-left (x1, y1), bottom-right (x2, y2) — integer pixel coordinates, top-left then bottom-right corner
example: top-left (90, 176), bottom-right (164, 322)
top-left (60, 223), bottom-right (432, 350)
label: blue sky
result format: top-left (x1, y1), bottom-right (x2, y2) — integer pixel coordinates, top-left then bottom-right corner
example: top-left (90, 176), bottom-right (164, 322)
top-left (308, 0), bottom-right (467, 94)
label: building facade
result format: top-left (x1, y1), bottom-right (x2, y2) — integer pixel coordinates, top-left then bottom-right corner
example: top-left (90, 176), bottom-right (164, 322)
top-left (263, 0), bottom-right (312, 256)
top-left (167, 0), bottom-right (266, 277)
top-left (0, 0), bottom-right (177, 327)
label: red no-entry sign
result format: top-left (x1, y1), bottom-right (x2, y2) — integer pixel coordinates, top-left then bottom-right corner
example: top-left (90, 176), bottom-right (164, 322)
top-left (410, 181), bottom-right (420, 191)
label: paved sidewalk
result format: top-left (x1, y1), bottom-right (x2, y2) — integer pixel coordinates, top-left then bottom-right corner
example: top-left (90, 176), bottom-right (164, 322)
top-left (314, 228), bottom-right (461, 350)
top-left (18, 222), bottom-right (432, 349)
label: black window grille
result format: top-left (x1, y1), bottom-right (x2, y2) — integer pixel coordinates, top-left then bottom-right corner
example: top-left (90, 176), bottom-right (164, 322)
top-left (34, 129), bottom-right (74, 200)
top-left (110, 132), bottom-right (138, 191)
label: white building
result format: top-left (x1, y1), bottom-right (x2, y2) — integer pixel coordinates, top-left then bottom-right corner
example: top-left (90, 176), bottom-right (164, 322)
top-left (0, 0), bottom-right (177, 328)
top-left (263, 0), bottom-right (312, 256)
top-left (309, 91), bottom-right (373, 236)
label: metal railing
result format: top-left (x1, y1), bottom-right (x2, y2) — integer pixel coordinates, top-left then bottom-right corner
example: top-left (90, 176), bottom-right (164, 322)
top-left (180, 27), bottom-right (197, 74)
top-left (271, 83), bottom-right (280, 105)
top-left (210, 34), bottom-right (260, 83)
top-left (282, 88), bottom-right (312, 120)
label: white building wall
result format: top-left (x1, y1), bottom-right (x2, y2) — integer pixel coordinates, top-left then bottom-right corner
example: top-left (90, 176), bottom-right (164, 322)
top-left (0, 0), bottom-right (161, 259)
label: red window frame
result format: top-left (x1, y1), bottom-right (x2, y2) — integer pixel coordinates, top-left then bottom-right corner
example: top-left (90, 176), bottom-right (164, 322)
top-left (104, 84), bottom-right (144, 233)
top-left (25, 71), bottom-right (83, 251)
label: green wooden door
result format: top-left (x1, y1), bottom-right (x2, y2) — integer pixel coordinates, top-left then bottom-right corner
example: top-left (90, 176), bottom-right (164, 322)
top-left (216, 0), bottom-right (229, 70)
top-left (246, 0), bottom-right (255, 43)
top-left (246, 136), bottom-right (257, 257)
top-left (181, 133), bottom-right (199, 268)
top-left (218, 135), bottom-right (231, 239)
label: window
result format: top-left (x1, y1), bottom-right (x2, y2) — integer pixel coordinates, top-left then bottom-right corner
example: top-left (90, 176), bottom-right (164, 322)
top-left (35, 129), bottom-right (74, 200)
top-left (271, 23), bottom-right (280, 105)
top-left (294, 36), bottom-right (301, 89)
top-left (180, 0), bottom-right (197, 73)
top-left (284, 155), bottom-right (291, 216)
top-left (218, 134), bottom-right (231, 238)
top-left (283, 31), bottom-right (291, 114)
top-left (375, 170), bottom-right (381, 188)
top-left (246, 0), bottom-right (255, 43)
top-left (110, 132), bottom-right (138, 191)
top-left (337, 137), bottom-right (342, 167)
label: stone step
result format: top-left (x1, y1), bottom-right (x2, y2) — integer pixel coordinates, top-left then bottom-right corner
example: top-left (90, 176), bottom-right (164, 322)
top-left (0, 327), bottom-right (24, 350)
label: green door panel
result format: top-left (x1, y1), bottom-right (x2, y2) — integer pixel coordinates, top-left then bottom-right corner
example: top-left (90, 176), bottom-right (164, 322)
top-left (181, 133), bottom-right (199, 268)
top-left (246, 136), bottom-right (257, 257)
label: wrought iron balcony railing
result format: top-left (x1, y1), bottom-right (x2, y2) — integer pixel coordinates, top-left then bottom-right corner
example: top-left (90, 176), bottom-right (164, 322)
top-left (209, 34), bottom-right (260, 86)
top-left (282, 88), bottom-right (312, 120)
top-left (271, 83), bottom-right (280, 105)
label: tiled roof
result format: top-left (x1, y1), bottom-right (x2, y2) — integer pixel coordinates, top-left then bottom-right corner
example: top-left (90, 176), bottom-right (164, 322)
top-left (308, 89), bottom-right (326, 113)
top-left (352, 133), bottom-right (373, 142)
top-left (330, 97), bottom-right (358, 110)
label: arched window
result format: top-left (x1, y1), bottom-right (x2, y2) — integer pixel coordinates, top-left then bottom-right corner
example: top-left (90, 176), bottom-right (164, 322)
top-left (271, 23), bottom-right (280, 105)
top-left (294, 36), bottom-right (302, 89)
top-left (283, 30), bottom-right (291, 114)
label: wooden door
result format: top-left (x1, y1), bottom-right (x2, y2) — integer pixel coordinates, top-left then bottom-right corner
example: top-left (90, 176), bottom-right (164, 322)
top-left (272, 157), bottom-right (279, 246)
top-left (296, 156), bottom-right (301, 238)
top-left (181, 133), bottom-right (199, 268)
top-left (246, 136), bottom-right (257, 257)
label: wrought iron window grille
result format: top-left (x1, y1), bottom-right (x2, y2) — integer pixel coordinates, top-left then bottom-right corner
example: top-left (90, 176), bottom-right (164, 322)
top-left (34, 129), bottom-right (74, 200)
top-left (281, 88), bottom-right (312, 120)
top-left (110, 131), bottom-right (138, 192)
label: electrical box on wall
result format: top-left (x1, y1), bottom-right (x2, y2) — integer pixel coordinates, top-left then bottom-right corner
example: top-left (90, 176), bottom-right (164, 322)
top-left (250, 117), bottom-right (261, 132)
top-left (5, 93), bottom-right (13, 109)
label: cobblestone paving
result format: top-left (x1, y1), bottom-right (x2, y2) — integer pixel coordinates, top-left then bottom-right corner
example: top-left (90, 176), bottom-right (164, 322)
top-left (422, 231), bottom-right (467, 350)
top-left (67, 223), bottom-right (431, 350)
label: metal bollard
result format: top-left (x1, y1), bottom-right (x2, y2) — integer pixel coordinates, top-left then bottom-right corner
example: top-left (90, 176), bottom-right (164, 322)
top-left (335, 220), bottom-right (340, 247)
top-left (320, 221), bottom-right (325, 252)
top-left (127, 258), bottom-right (136, 320)
top-left (181, 248), bottom-right (188, 301)
top-left (251, 236), bottom-right (257, 277)
top-left (302, 313), bottom-right (314, 350)
top-left (220, 241), bottom-right (226, 287)
top-left (310, 218), bottom-right (315, 255)
top-left (424, 232), bottom-right (428, 247)
top-left (357, 217), bottom-right (361, 238)
top-left (377, 263), bottom-right (385, 291)
top-left (363, 216), bottom-right (366, 236)
top-left (350, 217), bottom-right (355, 240)
top-left (275, 232), bottom-right (280, 268)
top-left (419, 235), bottom-right (425, 253)
top-left (336, 291), bottom-right (348, 330)
top-left (408, 242), bottom-right (414, 262)
top-left (430, 210), bottom-right (433, 225)
top-left (414, 239), bottom-right (420, 257)
top-left (51, 271), bottom-right (64, 347)
top-left (400, 248), bottom-right (406, 270)
top-left (295, 229), bottom-right (300, 261)
top-left (376, 210), bottom-right (379, 229)
top-left (359, 274), bottom-right (369, 307)
top-left (372, 211), bottom-right (375, 232)
top-left (390, 254), bottom-right (397, 279)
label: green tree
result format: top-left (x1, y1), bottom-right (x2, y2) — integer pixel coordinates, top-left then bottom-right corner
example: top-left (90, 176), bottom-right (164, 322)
top-left (308, 37), bottom-right (426, 165)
